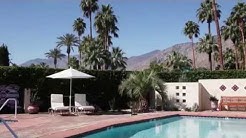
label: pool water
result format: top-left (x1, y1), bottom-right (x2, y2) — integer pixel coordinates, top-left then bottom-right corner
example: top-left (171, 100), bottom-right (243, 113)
top-left (82, 116), bottom-right (246, 138)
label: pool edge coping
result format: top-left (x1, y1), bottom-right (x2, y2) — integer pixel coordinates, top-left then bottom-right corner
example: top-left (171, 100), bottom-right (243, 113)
top-left (39, 112), bottom-right (246, 138)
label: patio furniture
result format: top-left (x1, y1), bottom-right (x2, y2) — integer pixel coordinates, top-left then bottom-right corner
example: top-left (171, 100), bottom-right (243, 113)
top-left (220, 96), bottom-right (246, 111)
top-left (46, 67), bottom-right (94, 113)
top-left (75, 94), bottom-right (95, 114)
top-left (49, 94), bottom-right (70, 115)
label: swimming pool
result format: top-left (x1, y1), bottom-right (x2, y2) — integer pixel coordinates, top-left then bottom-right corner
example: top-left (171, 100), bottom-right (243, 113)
top-left (79, 116), bottom-right (246, 138)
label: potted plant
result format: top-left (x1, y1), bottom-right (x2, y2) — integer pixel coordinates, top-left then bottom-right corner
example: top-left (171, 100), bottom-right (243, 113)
top-left (209, 96), bottom-right (218, 111)
top-left (27, 91), bottom-right (40, 114)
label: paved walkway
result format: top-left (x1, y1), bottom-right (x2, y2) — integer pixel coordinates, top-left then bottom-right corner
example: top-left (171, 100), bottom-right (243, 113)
top-left (1, 111), bottom-right (246, 138)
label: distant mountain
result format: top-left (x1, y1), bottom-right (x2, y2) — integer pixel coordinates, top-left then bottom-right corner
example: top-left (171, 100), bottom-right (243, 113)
top-left (20, 40), bottom-right (234, 70)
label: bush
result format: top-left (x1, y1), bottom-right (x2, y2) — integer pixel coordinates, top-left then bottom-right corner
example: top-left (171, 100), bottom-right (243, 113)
top-left (0, 66), bottom-right (130, 111)
top-left (2, 67), bottom-right (246, 112)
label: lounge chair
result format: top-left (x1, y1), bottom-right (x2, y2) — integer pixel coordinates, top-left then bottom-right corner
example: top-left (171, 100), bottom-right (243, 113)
top-left (49, 94), bottom-right (69, 115)
top-left (75, 94), bottom-right (95, 113)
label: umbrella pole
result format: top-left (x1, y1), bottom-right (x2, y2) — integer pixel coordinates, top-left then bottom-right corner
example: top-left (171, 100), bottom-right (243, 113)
top-left (69, 78), bottom-right (72, 113)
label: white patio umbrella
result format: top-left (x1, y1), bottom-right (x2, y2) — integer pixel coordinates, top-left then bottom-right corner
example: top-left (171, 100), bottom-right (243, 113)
top-left (46, 67), bottom-right (94, 112)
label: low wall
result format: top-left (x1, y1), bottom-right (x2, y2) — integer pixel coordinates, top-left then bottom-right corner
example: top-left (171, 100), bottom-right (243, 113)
top-left (199, 79), bottom-right (246, 110)
top-left (165, 82), bottom-right (199, 109)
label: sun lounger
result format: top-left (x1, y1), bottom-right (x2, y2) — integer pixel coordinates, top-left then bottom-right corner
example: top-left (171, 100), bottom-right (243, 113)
top-left (49, 94), bottom-right (69, 115)
top-left (75, 94), bottom-right (95, 113)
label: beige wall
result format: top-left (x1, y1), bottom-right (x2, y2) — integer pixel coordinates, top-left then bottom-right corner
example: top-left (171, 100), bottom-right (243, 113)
top-left (199, 79), bottom-right (246, 110)
top-left (166, 82), bottom-right (199, 109)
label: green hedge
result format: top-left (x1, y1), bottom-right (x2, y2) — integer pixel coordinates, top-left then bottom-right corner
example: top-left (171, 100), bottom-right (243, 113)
top-left (2, 67), bottom-right (246, 112)
top-left (158, 70), bottom-right (246, 82)
top-left (0, 67), bottom-right (130, 111)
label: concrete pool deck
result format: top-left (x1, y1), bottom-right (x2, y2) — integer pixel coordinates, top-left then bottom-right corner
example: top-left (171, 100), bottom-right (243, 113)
top-left (1, 111), bottom-right (246, 138)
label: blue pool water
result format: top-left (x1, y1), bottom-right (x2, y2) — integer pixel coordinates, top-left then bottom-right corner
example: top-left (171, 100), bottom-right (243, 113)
top-left (81, 116), bottom-right (246, 138)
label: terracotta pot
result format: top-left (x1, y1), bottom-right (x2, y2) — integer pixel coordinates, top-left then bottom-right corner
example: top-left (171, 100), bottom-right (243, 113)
top-left (27, 104), bottom-right (39, 114)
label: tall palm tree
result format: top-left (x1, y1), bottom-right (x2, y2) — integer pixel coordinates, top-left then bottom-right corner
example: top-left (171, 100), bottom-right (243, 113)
top-left (110, 47), bottom-right (127, 70)
top-left (197, 0), bottom-right (221, 34)
top-left (230, 2), bottom-right (246, 69)
top-left (56, 34), bottom-right (79, 67)
top-left (73, 18), bottom-right (86, 40)
top-left (165, 51), bottom-right (192, 71)
top-left (80, 0), bottom-right (99, 39)
top-left (73, 17), bottom-right (86, 66)
top-left (80, 35), bottom-right (92, 68)
top-left (221, 17), bottom-right (241, 69)
top-left (212, 0), bottom-right (223, 70)
top-left (94, 4), bottom-right (119, 50)
top-left (183, 21), bottom-right (200, 69)
top-left (119, 70), bottom-right (166, 112)
top-left (83, 38), bottom-right (107, 70)
top-left (197, 34), bottom-right (218, 71)
top-left (45, 48), bottom-right (66, 68)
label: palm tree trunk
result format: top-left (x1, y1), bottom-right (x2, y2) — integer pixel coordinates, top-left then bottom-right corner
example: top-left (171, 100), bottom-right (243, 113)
top-left (208, 22), bottom-right (211, 35)
top-left (191, 37), bottom-right (196, 69)
top-left (54, 58), bottom-right (57, 69)
top-left (89, 12), bottom-right (93, 39)
top-left (209, 52), bottom-right (212, 71)
top-left (212, 0), bottom-right (223, 70)
top-left (239, 23), bottom-right (246, 69)
top-left (235, 46), bottom-right (239, 70)
top-left (67, 53), bottom-right (70, 68)
top-left (78, 36), bottom-right (82, 67)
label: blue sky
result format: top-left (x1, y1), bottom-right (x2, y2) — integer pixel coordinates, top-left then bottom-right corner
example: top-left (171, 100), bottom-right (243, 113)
top-left (0, 0), bottom-right (244, 64)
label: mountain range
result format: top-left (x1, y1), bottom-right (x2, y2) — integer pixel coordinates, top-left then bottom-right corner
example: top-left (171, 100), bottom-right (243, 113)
top-left (21, 39), bottom-right (234, 70)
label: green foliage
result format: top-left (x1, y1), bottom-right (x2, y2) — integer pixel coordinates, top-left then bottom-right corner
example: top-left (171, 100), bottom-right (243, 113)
top-left (183, 21), bottom-right (200, 39)
top-left (0, 66), bottom-right (129, 111)
top-left (0, 44), bottom-right (10, 66)
top-left (119, 70), bottom-right (167, 111)
top-left (94, 4), bottom-right (119, 50)
top-left (69, 57), bottom-right (79, 69)
top-left (165, 51), bottom-right (192, 72)
top-left (45, 48), bottom-right (66, 68)
top-left (148, 59), bottom-right (168, 73)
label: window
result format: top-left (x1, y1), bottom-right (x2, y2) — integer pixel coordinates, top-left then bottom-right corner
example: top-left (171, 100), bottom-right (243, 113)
top-left (182, 86), bottom-right (186, 89)
top-left (176, 93), bottom-right (179, 96)
top-left (176, 99), bottom-right (180, 103)
top-left (182, 93), bottom-right (186, 96)
top-left (176, 86), bottom-right (179, 89)
top-left (183, 99), bottom-right (186, 103)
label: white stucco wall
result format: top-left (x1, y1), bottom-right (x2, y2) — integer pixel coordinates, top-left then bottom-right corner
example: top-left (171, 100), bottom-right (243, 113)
top-left (199, 79), bottom-right (246, 110)
top-left (166, 82), bottom-right (199, 109)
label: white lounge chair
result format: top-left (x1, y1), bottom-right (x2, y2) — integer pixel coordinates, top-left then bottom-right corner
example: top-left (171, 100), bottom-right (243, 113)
top-left (49, 94), bottom-right (69, 115)
top-left (75, 94), bottom-right (95, 113)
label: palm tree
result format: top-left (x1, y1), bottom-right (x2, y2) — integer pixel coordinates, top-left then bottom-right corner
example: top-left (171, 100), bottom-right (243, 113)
top-left (94, 4), bottom-right (119, 50)
top-left (230, 2), bottom-right (246, 69)
top-left (80, 35), bottom-right (92, 68)
top-left (73, 18), bottom-right (86, 66)
top-left (56, 34), bottom-right (79, 67)
top-left (183, 21), bottom-right (200, 69)
top-left (45, 48), bottom-right (66, 68)
top-left (68, 57), bottom-right (79, 69)
top-left (38, 62), bottom-right (49, 68)
top-left (110, 47), bottom-right (127, 70)
top-left (119, 70), bottom-right (166, 112)
top-left (165, 51), bottom-right (192, 71)
top-left (80, 0), bottom-right (98, 39)
top-left (221, 17), bottom-right (241, 69)
top-left (83, 38), bottom-right (107, 70)
top-left (212, 0), bottom-right (223, 70)
top-left (223, 48), bottom-right (236, 70)
top-left (197, 0), bottom-right (221, 34)
top-left (197, 34), bottom-right (218, 71)
top-left (73, 18), bottom-right (86, 40)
